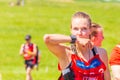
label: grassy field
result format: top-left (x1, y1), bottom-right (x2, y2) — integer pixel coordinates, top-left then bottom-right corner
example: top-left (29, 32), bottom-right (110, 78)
top-left (0, 0), bottom-right (120, 80)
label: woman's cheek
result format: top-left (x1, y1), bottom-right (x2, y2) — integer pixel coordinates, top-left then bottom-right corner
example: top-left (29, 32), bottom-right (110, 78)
top-left (72, 31), bottom-right (78, 35)
top-left (82, 32), bottom-right (89, 37)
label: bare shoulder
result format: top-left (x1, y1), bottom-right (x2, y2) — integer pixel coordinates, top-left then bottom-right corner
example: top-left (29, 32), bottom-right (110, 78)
top-left (33, 43), bottom-right (37, 47)
top-left (96, 47), bottom-right (108, 59)
top-left (21, 44), bottom-right (25, 47)
top-left (96, 47), bottom-right (107, 55)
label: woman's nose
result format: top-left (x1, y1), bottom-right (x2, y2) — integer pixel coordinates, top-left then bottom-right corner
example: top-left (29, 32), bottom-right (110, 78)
top-left (77, 29), bottom-right (82, 35)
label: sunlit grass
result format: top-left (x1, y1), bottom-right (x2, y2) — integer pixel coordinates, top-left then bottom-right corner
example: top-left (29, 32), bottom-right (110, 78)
top-left (0, 0), bottom-right (119, 80)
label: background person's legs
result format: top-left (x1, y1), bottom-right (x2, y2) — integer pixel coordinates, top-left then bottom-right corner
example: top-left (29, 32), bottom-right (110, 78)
top-left (26, 67), bottom-right (32, 80)
top-left (21, 0), bottom-right (24, 6)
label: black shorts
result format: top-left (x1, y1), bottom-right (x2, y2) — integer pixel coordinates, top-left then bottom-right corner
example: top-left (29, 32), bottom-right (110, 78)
top-left (25, 59), bottom-right (34, 69)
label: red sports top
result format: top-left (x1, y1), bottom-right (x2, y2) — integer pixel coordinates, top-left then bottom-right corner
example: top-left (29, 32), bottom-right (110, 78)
top-left (23, 43), bottom-right (34, 60)
top-left (71, 54), bottom-right (106, 80)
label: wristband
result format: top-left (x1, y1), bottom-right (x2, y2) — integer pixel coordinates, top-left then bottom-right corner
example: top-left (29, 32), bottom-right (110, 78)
top-left (70, 35), bottom-right (76, 43)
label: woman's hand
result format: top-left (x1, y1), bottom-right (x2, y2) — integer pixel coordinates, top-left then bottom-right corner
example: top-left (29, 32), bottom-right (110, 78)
top-left (76, 36), bottom-right (93, 50)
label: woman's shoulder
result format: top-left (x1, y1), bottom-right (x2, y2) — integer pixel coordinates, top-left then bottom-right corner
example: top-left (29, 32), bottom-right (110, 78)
top-left (21, 44), bottom-right (25, 47)
top-left (95, 47), bottom-right (107, 55)
top-left (113, 44), bottom-right (120, 50)
top-left (95, 47), bottom-right (108, 63)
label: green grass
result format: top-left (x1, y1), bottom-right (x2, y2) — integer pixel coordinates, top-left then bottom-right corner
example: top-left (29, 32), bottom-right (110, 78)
top-left (0, 0), bottom-right (120, 80)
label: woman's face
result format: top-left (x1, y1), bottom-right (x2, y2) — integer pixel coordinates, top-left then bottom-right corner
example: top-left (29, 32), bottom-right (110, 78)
top-left (71, 18), bottom-right (90, 39)
top-left (91, 31), bottom-right (104, 47)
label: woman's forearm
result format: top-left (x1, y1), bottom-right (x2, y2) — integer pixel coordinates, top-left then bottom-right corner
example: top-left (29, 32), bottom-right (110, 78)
top-left (44, 34), bottom-right (71, 44)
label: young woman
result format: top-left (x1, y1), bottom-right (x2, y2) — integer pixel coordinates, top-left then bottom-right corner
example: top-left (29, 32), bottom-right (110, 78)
top-left (91, 23), bottom-right (104, 47)
top-left (44, 12), bottom-right (111, 80)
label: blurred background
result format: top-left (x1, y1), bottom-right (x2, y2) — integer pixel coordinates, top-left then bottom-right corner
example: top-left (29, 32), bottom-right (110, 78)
top-left (0, 0), bottom-right (120, 80)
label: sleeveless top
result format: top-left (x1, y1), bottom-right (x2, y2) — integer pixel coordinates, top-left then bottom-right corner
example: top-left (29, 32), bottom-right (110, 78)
top-left (70, 48), bottom-right (106, 80)
top-left (23, 43), bottom-right (34, 60)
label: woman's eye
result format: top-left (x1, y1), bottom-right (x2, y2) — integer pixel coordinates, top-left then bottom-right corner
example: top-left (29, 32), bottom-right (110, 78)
top-left (73, 28), bottom-right (78, 31)
top-left (82, 28), bottom-right (87, 30)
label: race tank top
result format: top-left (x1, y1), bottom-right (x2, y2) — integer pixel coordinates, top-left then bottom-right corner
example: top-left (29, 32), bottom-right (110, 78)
top-left (71, 49), bottom-right (106, 80)
top-left (23, 43), bottom-right (34, 60)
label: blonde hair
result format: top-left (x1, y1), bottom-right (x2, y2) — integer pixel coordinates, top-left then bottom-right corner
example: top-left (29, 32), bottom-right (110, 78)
top-left (72, 11), bottom-right (91, 28)
top-left (91, 23), bottom-right (102, 29)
